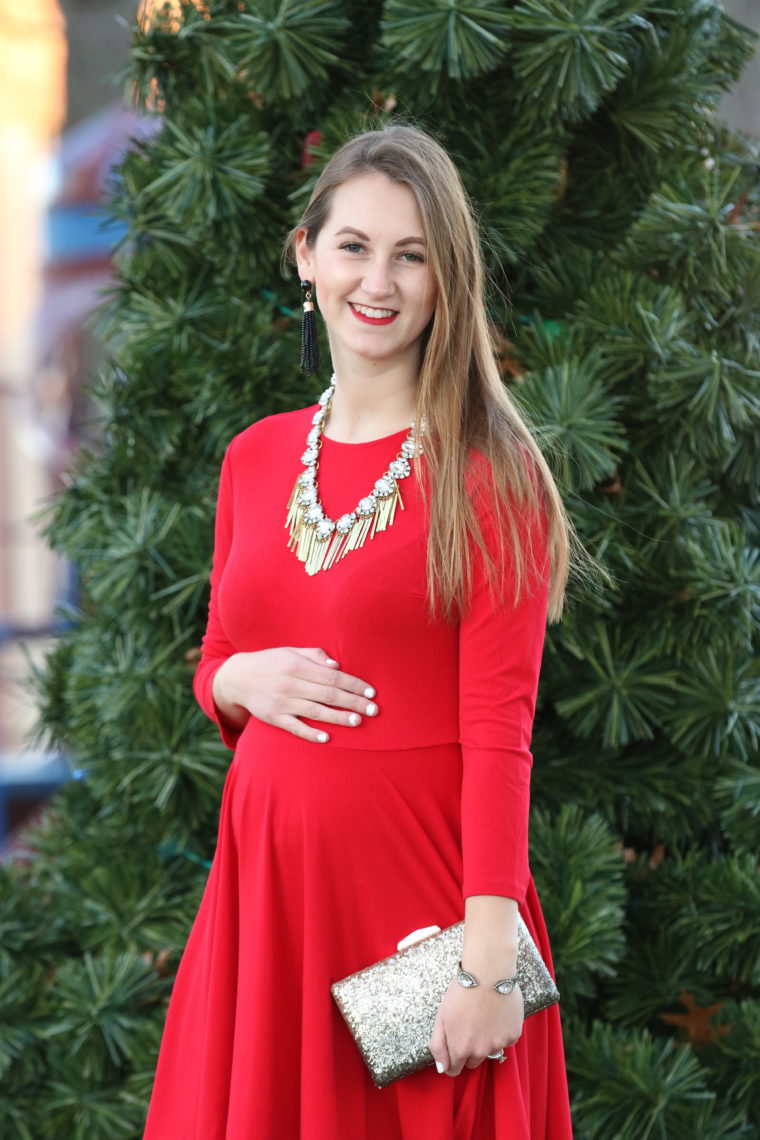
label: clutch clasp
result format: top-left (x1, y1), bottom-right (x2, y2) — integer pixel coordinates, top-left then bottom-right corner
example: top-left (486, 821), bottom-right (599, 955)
top-left (397, 925), bottom-right (442, 952)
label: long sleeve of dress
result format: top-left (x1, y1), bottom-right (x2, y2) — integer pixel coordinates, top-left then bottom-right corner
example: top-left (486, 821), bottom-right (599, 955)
top-left (458, 461), bottom-right (550, 907)
top-left (193, 441), bottom-right (250, 751)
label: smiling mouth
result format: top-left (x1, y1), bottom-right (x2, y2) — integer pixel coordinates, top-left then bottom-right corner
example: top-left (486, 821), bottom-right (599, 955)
top-left (349, 302), bottom-right (398, 319)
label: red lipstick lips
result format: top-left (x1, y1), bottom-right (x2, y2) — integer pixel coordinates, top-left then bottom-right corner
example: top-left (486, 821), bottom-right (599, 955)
top-left (349, 302), bottom-right (398, 326)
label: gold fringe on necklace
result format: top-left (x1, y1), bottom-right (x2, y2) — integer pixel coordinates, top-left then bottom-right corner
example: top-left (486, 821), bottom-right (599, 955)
top-left (286, 477), bottom-right (405, 575)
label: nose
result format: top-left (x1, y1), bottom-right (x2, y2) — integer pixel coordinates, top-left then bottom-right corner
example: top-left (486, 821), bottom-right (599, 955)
top-left (361, 257), bottom-right (395, 299)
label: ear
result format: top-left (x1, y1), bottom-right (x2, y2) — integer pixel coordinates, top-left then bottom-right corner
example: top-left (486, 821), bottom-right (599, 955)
top-left (294, 226), bottom-right (315, 281)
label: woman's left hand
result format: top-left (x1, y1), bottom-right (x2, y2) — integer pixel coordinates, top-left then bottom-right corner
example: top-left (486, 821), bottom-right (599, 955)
top-left (427, 977), bottom-right (524, 1077)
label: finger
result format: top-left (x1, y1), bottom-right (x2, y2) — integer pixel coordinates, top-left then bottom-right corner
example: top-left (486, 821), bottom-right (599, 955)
top-left (444, 1039), bottom-right (473, 1077)
top-left (290, 649), bottom-right (377, 701)
top-left (276, 714), bottom-right (332, 745)
top-left (428, 1022), bottom-right (449, 1075)
top-left (293, 687), bottom-right (379, 726)
top-left (277, 667), bottom-right (378, 725)
top-left (294, 648), bottom-right (340, 667)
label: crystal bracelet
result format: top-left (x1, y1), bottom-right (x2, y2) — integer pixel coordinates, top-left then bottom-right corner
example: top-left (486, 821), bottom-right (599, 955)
top-left (456, 959), bottom-right (519, 995)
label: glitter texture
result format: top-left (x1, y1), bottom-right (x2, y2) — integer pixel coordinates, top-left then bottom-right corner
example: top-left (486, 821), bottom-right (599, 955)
top-left (331, 917), bottom-right (560, 1088)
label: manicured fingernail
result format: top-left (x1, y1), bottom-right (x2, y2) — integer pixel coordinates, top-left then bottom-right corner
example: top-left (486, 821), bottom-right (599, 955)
top-left (348, 713), bottom-right (361, 726)
top-left (364, 686), bottom-right (375, 698)
top-left (326, 658), bottom-right (338, 665)
top-left (317, 732), bottom-right (329, 743)
top-left (366, 702), bottom-right (378, 716)
top-left (435, 1061), bottom-right (444, 1074)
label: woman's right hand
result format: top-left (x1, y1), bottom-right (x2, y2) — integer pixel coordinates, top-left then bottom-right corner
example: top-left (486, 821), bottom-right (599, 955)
top-left (210, 648), bottom-right (378, 744)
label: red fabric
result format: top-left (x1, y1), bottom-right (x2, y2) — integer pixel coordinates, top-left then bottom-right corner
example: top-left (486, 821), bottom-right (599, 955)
top-left (143, 406), bottom-right (574, 1139)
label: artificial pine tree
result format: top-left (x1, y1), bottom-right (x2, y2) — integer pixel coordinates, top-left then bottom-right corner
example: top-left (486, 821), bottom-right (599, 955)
top-left (1, 1), bottom-right (759, 1136)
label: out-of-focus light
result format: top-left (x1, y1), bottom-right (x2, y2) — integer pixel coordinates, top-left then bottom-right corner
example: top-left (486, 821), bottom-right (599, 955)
top-left (137, 0), bottom-right (211, 33)
top-left (0, 0), bottom-right (67, 141)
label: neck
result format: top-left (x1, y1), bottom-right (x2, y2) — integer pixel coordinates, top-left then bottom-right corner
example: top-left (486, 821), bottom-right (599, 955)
top-left (322, 357), bottom-right (419, 444)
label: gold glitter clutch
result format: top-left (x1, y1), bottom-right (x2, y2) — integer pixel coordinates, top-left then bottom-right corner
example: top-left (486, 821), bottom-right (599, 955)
top-left (331, 918), bottom-right (560, 1089)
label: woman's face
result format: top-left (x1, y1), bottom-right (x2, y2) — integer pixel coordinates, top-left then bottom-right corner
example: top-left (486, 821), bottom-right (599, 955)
top-left (295, 172), bottom-right (438, 372)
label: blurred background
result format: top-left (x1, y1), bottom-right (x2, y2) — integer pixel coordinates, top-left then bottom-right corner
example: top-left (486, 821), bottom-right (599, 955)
top-left (1, 0), bottom-right (758, 855)
top-left (0, 0), bottom-right (159, 853)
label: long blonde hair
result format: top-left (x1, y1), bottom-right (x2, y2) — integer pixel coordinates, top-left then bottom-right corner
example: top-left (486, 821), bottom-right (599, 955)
top-left (283, 122), bottom-right (600, 625)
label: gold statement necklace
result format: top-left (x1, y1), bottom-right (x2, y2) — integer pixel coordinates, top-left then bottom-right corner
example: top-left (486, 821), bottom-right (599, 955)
top-left (285, 375), bottom-right (426, 575)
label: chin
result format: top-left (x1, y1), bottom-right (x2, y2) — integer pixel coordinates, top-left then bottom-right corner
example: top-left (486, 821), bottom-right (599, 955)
top-left (344, 337), bottom-right (401, 359)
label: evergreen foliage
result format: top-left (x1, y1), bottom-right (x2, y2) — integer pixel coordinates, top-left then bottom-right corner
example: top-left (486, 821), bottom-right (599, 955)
top-left (2, 0), bottom-right (759, 1135)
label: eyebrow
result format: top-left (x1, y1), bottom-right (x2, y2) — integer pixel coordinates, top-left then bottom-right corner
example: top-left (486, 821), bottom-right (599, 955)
top-left (334, 226), bottom-right (426, 246)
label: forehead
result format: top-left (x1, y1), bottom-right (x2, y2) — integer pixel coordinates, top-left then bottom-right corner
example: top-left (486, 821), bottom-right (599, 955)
top-left (323, 172), bottom-right (424, 232)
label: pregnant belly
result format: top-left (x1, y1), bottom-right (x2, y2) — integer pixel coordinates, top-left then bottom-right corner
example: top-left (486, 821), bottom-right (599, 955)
top-left (228, 716), bottom-right (463, 867)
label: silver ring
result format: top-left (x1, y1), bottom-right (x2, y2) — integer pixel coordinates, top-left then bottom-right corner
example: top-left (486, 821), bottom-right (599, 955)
top-left (487, 1049), bottom-right (506, 1062)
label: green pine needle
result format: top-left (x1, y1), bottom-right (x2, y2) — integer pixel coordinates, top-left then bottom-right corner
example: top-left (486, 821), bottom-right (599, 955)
top-left (381, 0), bottom-right (511, 80)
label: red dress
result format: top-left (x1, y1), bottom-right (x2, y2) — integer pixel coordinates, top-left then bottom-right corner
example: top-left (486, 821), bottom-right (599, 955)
top-left (143, 405), bottom-right (574, 1139)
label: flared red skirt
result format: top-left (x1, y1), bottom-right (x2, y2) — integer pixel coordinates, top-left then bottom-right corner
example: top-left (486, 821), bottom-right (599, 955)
top-left (143, 728), bottom-right (573, 1139)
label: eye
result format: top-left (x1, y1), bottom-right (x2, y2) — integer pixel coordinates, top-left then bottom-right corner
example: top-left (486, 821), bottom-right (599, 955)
top-left (401, 251), bottom-right (425, 263)
top-left (339, 241), bottom-right (365, 253)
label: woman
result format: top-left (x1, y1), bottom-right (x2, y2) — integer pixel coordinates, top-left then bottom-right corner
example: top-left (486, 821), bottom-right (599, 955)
top-left (144, 122), bottom-right (579, 1138)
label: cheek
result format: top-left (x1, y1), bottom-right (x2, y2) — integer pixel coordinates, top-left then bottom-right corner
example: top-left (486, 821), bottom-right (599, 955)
top-left (315, 281), bottom-right (339, 320)
top-left (316, 263), bottom-right (352, 303)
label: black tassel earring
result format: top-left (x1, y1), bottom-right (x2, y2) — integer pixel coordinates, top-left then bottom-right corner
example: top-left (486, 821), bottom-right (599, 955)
top-left (299, 279), bottom-right (320, 375)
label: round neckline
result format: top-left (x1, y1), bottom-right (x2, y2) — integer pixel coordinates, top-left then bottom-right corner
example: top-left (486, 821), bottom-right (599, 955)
top-left (320, 426), bottom-right (411, 447)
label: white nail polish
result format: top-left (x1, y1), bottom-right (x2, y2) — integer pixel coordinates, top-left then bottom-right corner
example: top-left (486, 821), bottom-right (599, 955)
top-left (317, 732), bottom-right (329, 743)
top-left (349, 713), bottom-right (360, 726)
top-left (326, 658), bottom-right (338, 665)
top-left (435, 1061), bottom-right (444, 1074)
top-left (366, 702), bottom-right (378, 716)
top-left (364, 686), bottom-right (375, 698)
